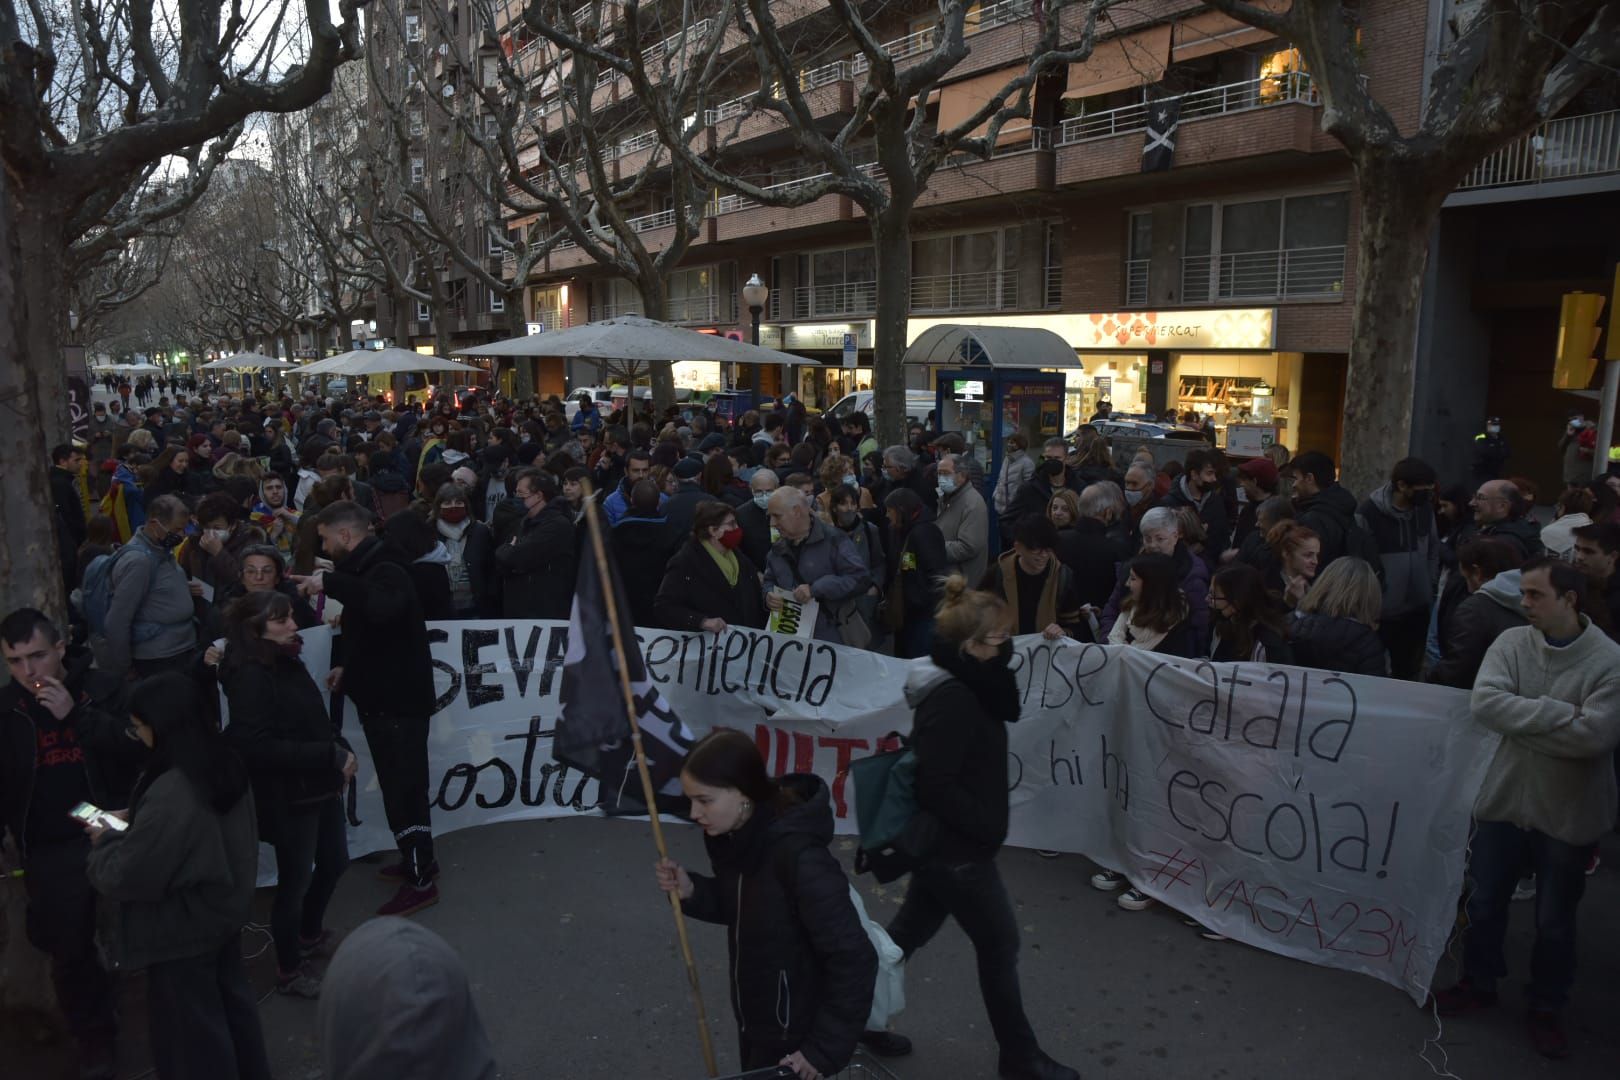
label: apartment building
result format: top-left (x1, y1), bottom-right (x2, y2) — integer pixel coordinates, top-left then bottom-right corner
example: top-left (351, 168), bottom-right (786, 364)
top-left (486, 0), bottom-right (1616, 484)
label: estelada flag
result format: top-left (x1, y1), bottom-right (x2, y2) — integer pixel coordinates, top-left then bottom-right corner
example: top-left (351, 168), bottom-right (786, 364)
top-left (556, 525), bottom-right (695, 815)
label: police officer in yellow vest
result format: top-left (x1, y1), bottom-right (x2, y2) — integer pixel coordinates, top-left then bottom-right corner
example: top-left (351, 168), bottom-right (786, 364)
top-left (1472, 416), bottom-right (1511, 489)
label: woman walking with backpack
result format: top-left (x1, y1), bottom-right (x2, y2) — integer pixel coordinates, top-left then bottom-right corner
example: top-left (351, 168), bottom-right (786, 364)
top-left (880, 578), bottom-right (1082, 1080)
top-left (654, 729), bottom-right (876, 1078)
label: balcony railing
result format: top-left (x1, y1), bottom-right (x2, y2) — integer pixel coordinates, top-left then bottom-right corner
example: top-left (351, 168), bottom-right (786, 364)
top-left (590, 301), bottom-right (641, 320)
top-left (1058, 71), bottom-right (1318, 146)
top-left (613, 129), bottom-right (661, 159)
top-left (590, 295), bottom-right (736, 323)
top-left (793, 281), bottom-right (877, 319)
top-left (1125, 258), bottom-right (1149, 305)
top-left (705, 61), bottom-right (855, 126)
top-left (709, 160), bottom-right (883, 216)
top-left (910, 269), bottom-right (1017, 312)
top-left (1180, 244), bottom-right (1346, 303)
top-left (531, 307), bottom-right (567, 330)
top-left (1457, 108), bottom-right (1620, 191)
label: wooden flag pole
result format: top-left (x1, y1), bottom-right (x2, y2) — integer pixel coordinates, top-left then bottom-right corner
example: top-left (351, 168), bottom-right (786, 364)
top-left (579, 480), bottom-right (719, 1078)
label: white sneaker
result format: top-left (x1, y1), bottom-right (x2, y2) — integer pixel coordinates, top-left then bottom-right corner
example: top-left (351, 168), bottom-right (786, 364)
top-left (1511, 877), bottom-right (1537, 902)
top-left (1036, 850), bottom-right (1061, 858)
top-left (1090, 870), bottom-right (1125, 891)
top-left (1117, 888), bottom-right (1155, 911)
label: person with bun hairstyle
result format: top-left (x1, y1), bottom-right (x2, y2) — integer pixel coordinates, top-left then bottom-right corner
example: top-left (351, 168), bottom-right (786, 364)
top-left (1264, 520), bottom-right (1320, 610)
top-left (654, 730), bottom-right (875, 1078)
top-left (880, 578), bottom-right (1081, 1080)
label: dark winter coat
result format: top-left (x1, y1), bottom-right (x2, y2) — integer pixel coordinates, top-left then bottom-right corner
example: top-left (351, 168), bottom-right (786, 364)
top-left (221, 653), bottom-right (349, 845)
top-left (323, 536), bottom-right (435, 717)
top-left (1163, 475), bottom-right (1230, 570)
top-left (902, 643), bottom-right (1017, 863)
top-left (50, 465), bottom-right (87, 550)
top-left (1054, 517), bottom-right (1130, 610)
top-left (1359, 484), bottom-right (1440, 620)
top-left (1292, 483), bottom-right (1362, 569)
top-left (1098, 542), bottom-right (1211, 653)
top-left (1426, 570), bottom-right (1528, 689)
top-left (763, 519), bottom-right (869, 642)
top-left (1451, 516), bottom-right (1546, 561)
top-left (886, 520), bottom-right (951, 625)
top-left (1209, 621), bottom-right (1294, 665)
top-left (1287, 612), bottom-right (1387, 677)
top-left (734, 500), bottom-right (775, 574)
top-left (654, 539), bottom-right (768, 633)
top-left (662, 481), bottom-right (722, 541)
top-left (613, 516), bottom-right (681, 629)
top-left (493, 501), bottom-right (577, 620)
top-left (0, 650), bottom-right (140, 858)
top-left (682, 775), bottom-right (877, 1077)
top-left (1000, 474), bottom-right (1056, 539)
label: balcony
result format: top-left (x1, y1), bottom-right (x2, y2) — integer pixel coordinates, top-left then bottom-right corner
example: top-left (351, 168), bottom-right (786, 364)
top-left (793, 281), bottom-right (877, 319)
top-left (910, 270), bottom-right (1018, 313)
top-left (1454, 109), bottom-right (1620, 194)
top-left (531, 307), bottom-right (568, 331)
top-left (589, 295), bottom-right (736, 323)
top-left (589, 301), bottom-right (641, 320)
top-left (1125, 258), bottom-right (1149, 306)
top-left (1058, 72), bottom-right (1318, 147)
top-left (1179, 245), bottom-right (1346, 304)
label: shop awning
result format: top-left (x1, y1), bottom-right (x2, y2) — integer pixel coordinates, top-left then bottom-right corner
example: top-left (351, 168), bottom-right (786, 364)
top-left (1062, 23), bottom-right (1172, 99)
top-left (902, 324), bottom-right (1081, 369)
top-left (937, 66), bottom-right (1035, 146)
top-left (1171, 3), bottom-right (1286, 63)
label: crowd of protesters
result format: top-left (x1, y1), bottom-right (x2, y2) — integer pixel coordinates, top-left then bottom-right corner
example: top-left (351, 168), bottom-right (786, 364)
top-left (12, 376), bottom-right (1620, 1076)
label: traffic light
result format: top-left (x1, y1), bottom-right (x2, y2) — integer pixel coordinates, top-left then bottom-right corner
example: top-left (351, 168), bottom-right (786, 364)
top-left (1554, 290), bottom-right (1604, 389)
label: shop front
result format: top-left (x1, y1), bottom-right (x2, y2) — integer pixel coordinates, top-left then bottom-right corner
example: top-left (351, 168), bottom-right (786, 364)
top-left (759, 321), bottom-right (878, 409)
top-left (905, 308), bottom-right (1346, 454)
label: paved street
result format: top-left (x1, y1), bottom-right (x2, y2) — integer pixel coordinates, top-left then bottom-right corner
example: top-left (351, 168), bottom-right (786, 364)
top-left (13, 816), bottom-right (1620, 1079)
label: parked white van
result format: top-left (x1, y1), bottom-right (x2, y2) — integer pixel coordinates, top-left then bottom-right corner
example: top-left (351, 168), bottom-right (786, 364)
top-left (825, 389), bottom-right (937, 426)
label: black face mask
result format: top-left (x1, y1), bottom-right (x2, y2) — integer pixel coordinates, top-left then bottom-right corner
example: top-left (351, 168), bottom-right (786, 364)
top-left (1410, 490), bottom-right (1432, 506)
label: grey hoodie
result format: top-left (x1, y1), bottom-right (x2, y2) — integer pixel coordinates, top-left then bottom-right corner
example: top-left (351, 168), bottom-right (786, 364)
top-left (1361, 483), bottom-right (1439, 618)
top-left (318, 917), bottom-right (497, 1080)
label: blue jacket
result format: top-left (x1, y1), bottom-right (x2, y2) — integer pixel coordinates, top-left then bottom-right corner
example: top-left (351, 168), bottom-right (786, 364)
top-left (571, 406), bottom-right (603, 434)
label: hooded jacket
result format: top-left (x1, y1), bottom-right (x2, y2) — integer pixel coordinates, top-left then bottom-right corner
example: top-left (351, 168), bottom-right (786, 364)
top-left (682, 775), bottom-right (876, 1076)
top-left (902, 644), bottom-right (1018, 862)
top-left (1426, 570), bottom-right (1527, 690)
top-left (84, 769), bottom-right (258, 970)
top-left (1359, 483), bottom-right (1440, 619)
top-left (1471, 619), bottom-right (1620, 845)
top-left (101, 529), bottom-right (197, 675)
top-left (1163, 474), bottom-right (1231, 569)
top-left (1292, 482), bottom-right (1362, 568)
top-left (318, 917), bottom-right (498, 1080)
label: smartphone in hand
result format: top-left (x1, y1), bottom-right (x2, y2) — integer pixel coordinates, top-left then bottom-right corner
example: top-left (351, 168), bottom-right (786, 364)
top-left (69, 802), bottom-right (129, 833)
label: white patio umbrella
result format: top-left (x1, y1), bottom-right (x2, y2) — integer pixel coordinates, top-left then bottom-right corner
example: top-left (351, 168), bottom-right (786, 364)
top-left (200, 352), bottom-right (294, 370)
top-left (451, 316), bottom-right (809, 366)
top-left (288, 350), bottom-right (364, 376)
top-left (312, 346), bottom-right (482, 376)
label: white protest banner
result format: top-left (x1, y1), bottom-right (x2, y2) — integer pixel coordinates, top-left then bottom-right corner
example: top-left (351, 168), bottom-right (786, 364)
top-left (287, 622), bottom-right (1496, 1004)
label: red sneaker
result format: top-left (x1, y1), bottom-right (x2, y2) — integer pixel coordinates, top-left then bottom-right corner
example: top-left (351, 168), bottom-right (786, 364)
top-left (1528, 1010), bottom-right (1570, 1059)
top-left (376, 859), bottom-right (440, 882)
top-left (1432, 978), bottom-right (1498, 1017)
top-left (376, 882), bottom-right (439, 917)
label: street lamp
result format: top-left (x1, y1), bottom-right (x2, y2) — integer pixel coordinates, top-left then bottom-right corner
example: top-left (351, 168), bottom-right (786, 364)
top-left (741, 273), bottom-right (769, 396)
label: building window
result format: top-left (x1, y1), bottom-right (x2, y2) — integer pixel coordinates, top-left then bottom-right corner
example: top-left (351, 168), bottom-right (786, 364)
top-left (411, 204), bottom-right (426, 223)
top-left (1126, 211), bottom-right (1151, 305)
top-left (409, 108), bottom-right (424, 137)
top-left (482, 112), bottom-right (500, 137)
top-left (482, 55), bottom-right (500, 88)
top-left (416, 301), bottom-right (431, 322)
top-left (911, 228), bottom-right (1019, 312)
top-left (1180, 191), bottom-right (1347, 302)
top-left (795, 246), bottom-right (876, 318)
top-left (1045, 223), bottom-right (1063, 309)
top-left (405, 15), bottom-right (422, 43)
top-left (489, 288), bottom-right (505, 313)
top-left (410, 156), bottom-right (425, 184)
top-left (487, 227), bottom-right (504, 257)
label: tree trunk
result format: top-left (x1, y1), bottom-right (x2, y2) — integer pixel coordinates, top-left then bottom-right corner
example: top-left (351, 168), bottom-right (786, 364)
top-left (504, 298), bottom-right (535, 400)
top-left (0, 181), bottom-right (71, 626)
top-left (868, 205), bottom-right (913, 449)
top-left (1337, 157), bottom-right (1450, 497)
top-left (637, 280), bottom-right (676, 414)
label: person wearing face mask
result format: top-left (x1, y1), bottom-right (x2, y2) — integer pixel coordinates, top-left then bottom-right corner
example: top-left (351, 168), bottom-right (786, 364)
top-left (735, 467), bottom-right (779, 572)
top-left (99, 494), bottom-right (199, 680)
top-left (101, 431), bottom-right (157, 542)
top-left (1358, 456), bottom-right (1441, 679)
top-left (220, 591), bottom-right (355, 998)
top-left (934, 453), bottom-right (989, 588)
top-left (878, 579), bottom-right (1081, 1080)
top-left (182, 493), bottom-right (268, 597)
top-left (1471, 416), bottom-right (1511, 489)
top-left (430, 482), bottom-right (497, 619)
top-left (814, 454), bottom-right (875, 518)
top-left (654, 501), bottom-right (768, 634)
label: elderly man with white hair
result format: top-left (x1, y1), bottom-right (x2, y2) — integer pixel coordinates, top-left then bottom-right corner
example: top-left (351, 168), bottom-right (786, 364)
top-left (1096, 505), bottom-right (1210, 650)
top-left (763, 487), bottom-right (870, 643)
top-left (934, 453), bottom-right (990, 586)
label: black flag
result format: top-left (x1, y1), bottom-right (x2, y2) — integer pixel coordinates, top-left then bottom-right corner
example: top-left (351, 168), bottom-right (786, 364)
top-left (555, 527), bottom-right (696, 814)
top-left (1142, 97), bottom-right (1181, 173)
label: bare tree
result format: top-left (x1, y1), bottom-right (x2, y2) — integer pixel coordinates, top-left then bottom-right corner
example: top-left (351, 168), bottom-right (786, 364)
top-left (539, 0), bottom-right (1112, 443)
top-left (1206, 0), bottom-right (1620, 492)
top-left (0, 0), bottom-right (369, 622)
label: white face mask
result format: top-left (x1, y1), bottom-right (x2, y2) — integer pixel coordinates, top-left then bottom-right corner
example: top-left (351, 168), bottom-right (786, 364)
top-left (937, 475), bottom-right (956, 496)
top-left (206, 528), bottom-right (230, 544)
top-left (1124, 488), bottom-right (1146, 506)
top-left (752, 492), bottom-right (771, 511)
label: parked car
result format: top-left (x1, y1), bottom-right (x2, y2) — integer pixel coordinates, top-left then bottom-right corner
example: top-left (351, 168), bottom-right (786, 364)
top-left (825, 389), bottom-right (938, 427)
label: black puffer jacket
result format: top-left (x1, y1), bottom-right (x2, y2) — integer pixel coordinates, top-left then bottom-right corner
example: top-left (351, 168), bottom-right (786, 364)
top-left (323, 536), bottom-right (435, 716)
top-left (613, 517), bottom-right (681, 629)
top-left (1054, 517), bottom-right (1130, 610)
top-left (1287, 612), bottom-right (1387, 677)
top-left (493, 501), bottom-right (577, 619)
top-left (682, 775), bottom-right (876, 1076)
top-left (1293, 483), bottom-right (1361, 567)
top-left (221, 652), bottom-right (350, 845)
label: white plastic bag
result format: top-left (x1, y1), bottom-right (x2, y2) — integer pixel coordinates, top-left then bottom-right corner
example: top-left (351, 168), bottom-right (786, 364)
top-left (848, 886), bottom-right (905, 1029)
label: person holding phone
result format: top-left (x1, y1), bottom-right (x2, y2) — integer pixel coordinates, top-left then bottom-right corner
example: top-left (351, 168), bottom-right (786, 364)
top-left (0, 608), bottom-right (141, 1080)
top-left (219, 591), bottom-right (356, 997)
top-left (84, 672), bottom-right (271, 1080)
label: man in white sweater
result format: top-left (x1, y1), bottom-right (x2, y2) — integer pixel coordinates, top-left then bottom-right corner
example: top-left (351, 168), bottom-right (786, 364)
top-left (1436, 559), bottom-right (1620, 1060)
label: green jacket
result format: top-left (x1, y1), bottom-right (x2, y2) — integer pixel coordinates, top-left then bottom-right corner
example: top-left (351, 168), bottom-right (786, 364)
top-left (85, 769), bottom-right (258, 970)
